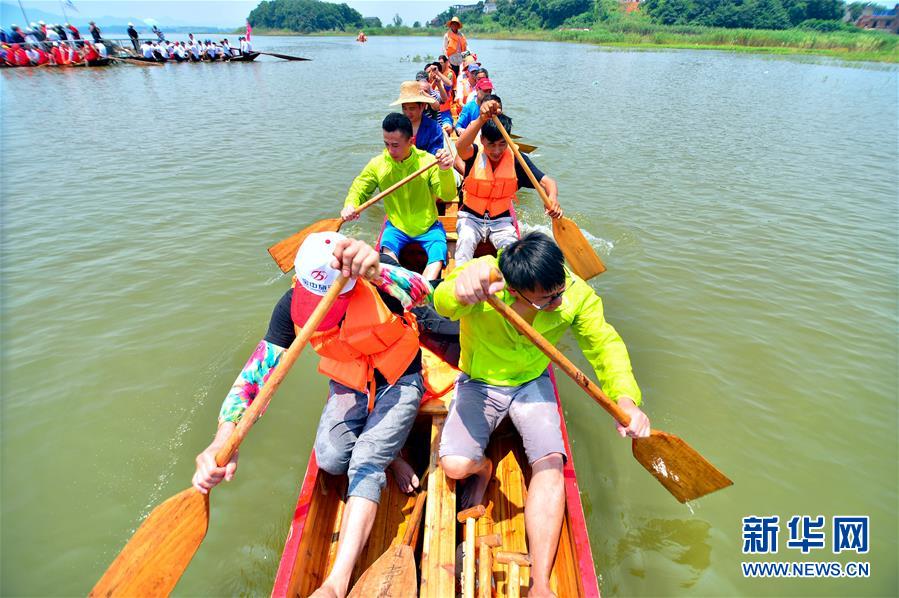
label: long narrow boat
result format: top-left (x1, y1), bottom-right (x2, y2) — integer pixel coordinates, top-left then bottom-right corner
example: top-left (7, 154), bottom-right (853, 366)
top-left (272, 201), bottom-right (600, 597)
top-left (122, 51), bottom-right (260, 64)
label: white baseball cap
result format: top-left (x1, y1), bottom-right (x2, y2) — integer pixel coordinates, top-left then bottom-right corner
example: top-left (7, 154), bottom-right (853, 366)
top-left (290, 232), bottom-right (356, 330)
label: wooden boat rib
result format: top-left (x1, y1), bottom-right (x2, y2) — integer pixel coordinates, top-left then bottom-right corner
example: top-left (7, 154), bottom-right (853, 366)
top-left (273, 198), bottom-right (600, 597)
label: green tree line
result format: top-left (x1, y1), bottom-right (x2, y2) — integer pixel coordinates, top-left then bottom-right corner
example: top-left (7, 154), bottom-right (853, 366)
top-left (248, 0), bottom-right (364, 32)
top-left (433, 0), bottom-right (886, 31)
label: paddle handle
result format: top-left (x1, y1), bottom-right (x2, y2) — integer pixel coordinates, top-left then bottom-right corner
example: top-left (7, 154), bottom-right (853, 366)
top-left (400, 486), bottom-right (428, 547)
top-left (350, 160), bottom-right (438, 218)
top-left (214, 276), bottom-right (350, 466)
top-left (491, 115), bottom-right (552, 211)
top-left (485, 294), bottom-right (631, 427)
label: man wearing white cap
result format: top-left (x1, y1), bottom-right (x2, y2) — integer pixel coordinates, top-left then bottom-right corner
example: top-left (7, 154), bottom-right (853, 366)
top-left (193, 234), bottom-right (433, 598)
top-left (127, 23), bottom-right (139, 52)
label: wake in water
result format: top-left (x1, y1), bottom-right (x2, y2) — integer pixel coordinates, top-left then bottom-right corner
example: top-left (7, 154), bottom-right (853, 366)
top-left (518, 221), bottom-right (615, 257)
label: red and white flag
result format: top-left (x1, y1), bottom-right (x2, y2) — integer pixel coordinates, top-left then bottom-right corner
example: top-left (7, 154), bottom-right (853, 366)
top-left (246, 20), bottom-right (252, 41)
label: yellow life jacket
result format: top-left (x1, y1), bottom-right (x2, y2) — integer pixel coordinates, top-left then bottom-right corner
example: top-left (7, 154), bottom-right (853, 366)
top-left (462, 144), bottom-right (518, 216)
top-left (307, 280), bottom-right (419, 410)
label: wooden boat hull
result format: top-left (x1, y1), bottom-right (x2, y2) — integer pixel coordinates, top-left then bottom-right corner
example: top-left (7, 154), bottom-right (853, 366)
top-left (273, 203), bottom-right (600, 597)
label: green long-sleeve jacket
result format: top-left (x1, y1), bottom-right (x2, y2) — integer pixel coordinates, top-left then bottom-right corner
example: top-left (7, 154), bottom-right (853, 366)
top-left (343, 148), bottom-right (457, 237)
top-left (433, 256), bottom-right (642, 403)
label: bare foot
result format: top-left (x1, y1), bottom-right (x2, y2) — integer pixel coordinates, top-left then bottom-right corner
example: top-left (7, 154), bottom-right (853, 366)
top-left (389, 455), bottom-right (419, 494)
top-left (459, 458), bottom-right (492, 509)
top-left (527, 585), bottom-right (558, 598)
top-left (308, 585), bottom-right (340, 598)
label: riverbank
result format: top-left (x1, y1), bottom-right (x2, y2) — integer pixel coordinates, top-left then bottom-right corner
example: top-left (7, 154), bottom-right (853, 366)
top-left (248, 23), bottom-right (899, 64)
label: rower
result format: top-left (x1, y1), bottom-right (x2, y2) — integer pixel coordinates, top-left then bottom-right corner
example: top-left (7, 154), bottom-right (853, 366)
top-left (189, 39), bottom-right (201, 61)
top-left (192, 235), bottom-right (433, 598)
top-left (239, 35), bottom-right (252, 54)
top-left (434, 232), bottom-right (651, 598)
top-left (24, 44), bottom-right (39, 65)
top-left (390, 81), bottom-right (444, 156)
top-left (174, 42), bottom-right (187, 62)
top-left (222, 38), bottom-right (234, 59)
top-left (140, 40), bottom-right (154, 59)
top-left (341, 113), bottom-right (456, 281)
top-left (453, 100), bottom-right (562, 264)
top-left (455, 77), bottom-right (494, 136)
top-left (95, 41), bottom-right (108, 59)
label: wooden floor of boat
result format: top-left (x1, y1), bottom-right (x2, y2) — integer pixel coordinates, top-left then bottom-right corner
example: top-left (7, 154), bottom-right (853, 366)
top-left (279, 409), bottom-right (588, 597)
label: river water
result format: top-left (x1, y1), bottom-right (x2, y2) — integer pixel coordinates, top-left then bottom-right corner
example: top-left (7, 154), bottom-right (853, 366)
top-left (1, 35), bottom-right (896, 597)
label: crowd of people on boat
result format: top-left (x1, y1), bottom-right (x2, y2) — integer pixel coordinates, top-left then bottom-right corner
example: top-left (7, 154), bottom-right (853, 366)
top-left (190, 15), bottom-right (652, 598)
top-left (132, 32), bottom-right (254, 62)
top-left (1, 20), bottom-right (109, 66)
top-left (1, 20), bottom-right (255, 66)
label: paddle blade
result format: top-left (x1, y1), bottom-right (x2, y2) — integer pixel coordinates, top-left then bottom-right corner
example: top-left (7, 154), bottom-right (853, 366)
top-left (90, 488), bottom-right (210, 597)
top-left (268, 218), bottom-right (343, 272)
top-left (551, 216), bottom-right (606, 280)
top-left (632, 430), bottom-right (733, 503)
top-left (347, 545), bottom-right (417, 598)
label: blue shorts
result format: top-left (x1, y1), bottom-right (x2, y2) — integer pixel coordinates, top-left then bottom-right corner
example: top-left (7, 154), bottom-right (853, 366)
top-left (380, 220), bottom-right (447, 265)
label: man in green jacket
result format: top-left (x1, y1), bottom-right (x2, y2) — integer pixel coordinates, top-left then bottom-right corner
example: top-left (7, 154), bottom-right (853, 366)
top-left (433, 232), bottom-right (651, 598)
top-left (342, 112), bottom-right (456, 281)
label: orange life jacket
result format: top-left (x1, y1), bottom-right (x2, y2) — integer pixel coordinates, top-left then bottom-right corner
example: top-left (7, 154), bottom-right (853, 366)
top-left (462, 145), bottom-right (518, 216)
top-left (308, 280), bottom-right (419, 410)
top-left (445, 30), bottom-right (466, 57)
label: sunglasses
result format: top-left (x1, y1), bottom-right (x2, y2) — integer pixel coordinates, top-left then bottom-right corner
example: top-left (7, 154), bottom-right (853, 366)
top-left (512, 283), bottom-right (569, 311)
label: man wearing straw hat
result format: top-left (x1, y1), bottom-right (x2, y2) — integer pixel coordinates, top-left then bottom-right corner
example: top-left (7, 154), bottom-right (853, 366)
top-left (391, 81), bottom-right (445, 156)
top-left (443, 16), bottom-right (467, 74)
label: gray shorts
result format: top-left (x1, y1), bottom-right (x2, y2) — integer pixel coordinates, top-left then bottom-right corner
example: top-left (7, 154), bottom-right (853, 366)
top-left (314, 372), bottom-right (423, 503)
top-left (454, 211), bottom-right (519, 265)
top-left (438, 370), bottom-right (565, 465)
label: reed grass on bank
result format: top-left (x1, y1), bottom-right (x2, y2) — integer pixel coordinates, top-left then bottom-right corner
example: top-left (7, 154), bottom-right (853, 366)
top-left (248, 22), bottom-right (899, 63)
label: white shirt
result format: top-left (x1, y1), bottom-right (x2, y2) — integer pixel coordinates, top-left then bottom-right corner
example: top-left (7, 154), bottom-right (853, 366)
top-left (240, 39), bottom-right (252, 52)
top-left (175, 45), bottom-right (186, 58)
top-left (46, 29), bottom-right (60, 41)
top-left (141, 43), bottom-right (153, 58)
top-left (190, 43), bottom-right (200, 57)
top-left (96, 43), bottom-right (108, 58)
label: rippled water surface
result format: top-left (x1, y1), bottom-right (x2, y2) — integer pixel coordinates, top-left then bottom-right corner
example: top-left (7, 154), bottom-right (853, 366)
top-left (2, 36), bottom-right (897, 596)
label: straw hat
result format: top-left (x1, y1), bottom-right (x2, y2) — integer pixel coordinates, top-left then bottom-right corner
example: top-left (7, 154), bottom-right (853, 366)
top-left (446, 16), bottom-right (463, 28)
top-left (390, 81), bottom-right (438, 107)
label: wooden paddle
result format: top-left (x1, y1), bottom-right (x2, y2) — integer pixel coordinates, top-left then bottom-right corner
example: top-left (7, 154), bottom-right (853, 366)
top-left (484, 277), bottom-right (732, 503)
top-left (346, 467), bottom-right (432, 597)
top-left (268, 161), bottom-right (438, 272)
top-left (257, 50), bottom-right (310, 61)
top-left (115, 56), bottom-right (164, 67)
top-left (490, 115), bottom-right (606, 280)
top-left (90, 276), bottom-right (350, 597)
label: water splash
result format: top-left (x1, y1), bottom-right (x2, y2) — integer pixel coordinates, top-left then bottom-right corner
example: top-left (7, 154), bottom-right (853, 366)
top-left (518, 221), bottom-right (615, 256)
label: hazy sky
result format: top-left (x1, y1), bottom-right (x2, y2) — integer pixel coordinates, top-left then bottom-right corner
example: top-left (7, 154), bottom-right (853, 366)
top-left (8, 1), bottom-right (457, 27)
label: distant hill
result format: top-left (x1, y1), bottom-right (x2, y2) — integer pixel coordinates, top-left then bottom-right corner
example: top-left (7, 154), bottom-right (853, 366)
top-left (248, 0), bottom-right (364, 33)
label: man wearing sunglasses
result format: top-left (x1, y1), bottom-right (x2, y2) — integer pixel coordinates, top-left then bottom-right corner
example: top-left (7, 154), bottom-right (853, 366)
top-left (433, 232), bottom-right (650, 598)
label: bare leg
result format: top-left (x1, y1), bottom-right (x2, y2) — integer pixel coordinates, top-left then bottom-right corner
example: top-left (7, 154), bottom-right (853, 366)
top-left (309, 496), bottom-right (378, 598)
top-left (525, 454), bottom-right (565, 598)
top-left (440, 455), bottom-right (492, 509)
top-left (422, 260), bottom-right (444, 281)
top-left (389, 453), bottom-right (419, 494)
